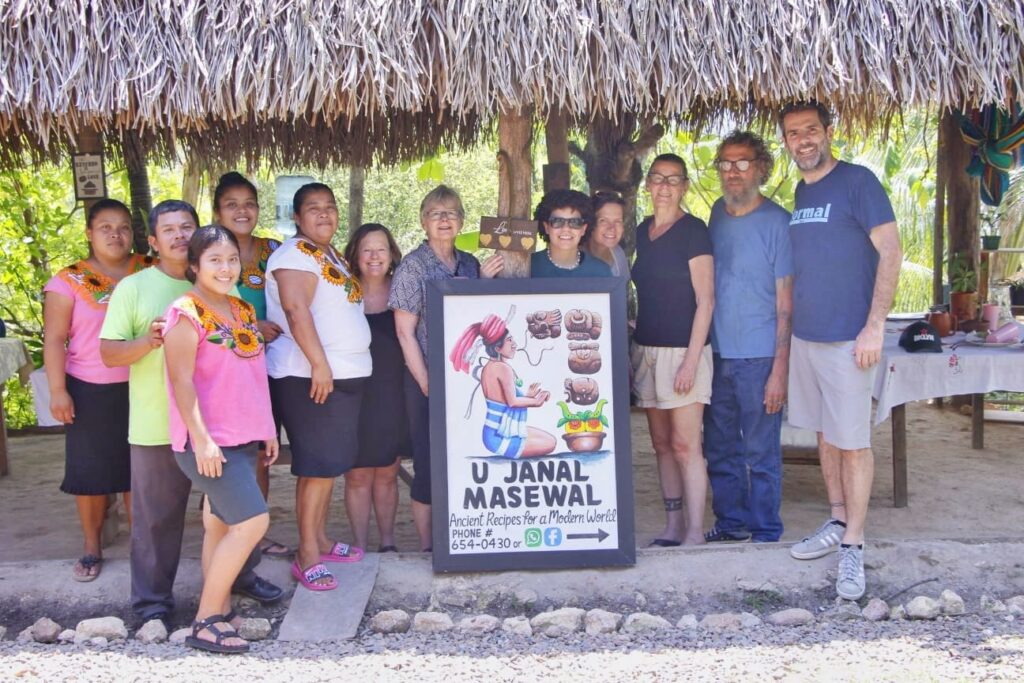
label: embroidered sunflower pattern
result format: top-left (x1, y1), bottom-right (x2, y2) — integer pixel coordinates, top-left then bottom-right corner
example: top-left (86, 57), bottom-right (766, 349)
top-left (178, 293), bottom-right (264, 359)
top-left (238, 238), bottom-right (280, 291)
top-left (59, 253), bottom-right (157, 308)
top-left (294, 239), bottom-right (363, 303)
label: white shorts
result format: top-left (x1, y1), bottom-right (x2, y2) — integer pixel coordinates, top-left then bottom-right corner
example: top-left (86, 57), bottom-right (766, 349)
top-left (788, 336), bottom-right (876, 451)
top-left (630, 343), bottom-right (713, 410)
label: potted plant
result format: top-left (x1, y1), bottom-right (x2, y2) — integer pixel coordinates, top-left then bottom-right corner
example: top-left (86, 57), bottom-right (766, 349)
top-left (981, 210), bottom-right (1002, 250)
top-left (948, 252), bottom-right (978, 322)
top-left (1009, 271), bottom-right (1024, 307)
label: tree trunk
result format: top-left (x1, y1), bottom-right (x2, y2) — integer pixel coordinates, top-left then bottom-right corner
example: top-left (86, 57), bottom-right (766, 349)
top-left (497, 107), bottom-right (534, 278)
top-left (943, 112), bottom-right (980, 268)
top-left (120, 130), bottom-right (152, 254)
top-left (348, 165), bottom-right (365, 237)
top-left (181, 153), bottom-right (202, 208)
top-left (569, 113), bottom-right (663, 260)
top-left (932, 115), bottom-right (948, 306)
top-left (543, 110), bottom-right (570, 192)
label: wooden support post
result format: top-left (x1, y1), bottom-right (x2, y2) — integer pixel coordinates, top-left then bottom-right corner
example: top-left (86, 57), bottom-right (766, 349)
top-left (348, 166), bottom-right (365, 237)
top-left (943, 112), bottom-right (981, 277)
top-left (932, 116), bottom-right (948, 306)
top-left (891, 404), bottom-right (908, 508)
top-left (543, 110), bottom-right (570, 192)
top-left (972, 393), bottom-right (984, 449)
top-left (497, 107), bottom-right (534, 278)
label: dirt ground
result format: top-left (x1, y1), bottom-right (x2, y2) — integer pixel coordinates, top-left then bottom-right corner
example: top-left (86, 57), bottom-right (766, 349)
top-left (1, 400), bottom-right (1021, 563)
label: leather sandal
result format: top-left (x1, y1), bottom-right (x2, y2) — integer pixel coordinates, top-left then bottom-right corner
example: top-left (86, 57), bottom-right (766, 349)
top-left (184, 614), bottom-right (249, 654)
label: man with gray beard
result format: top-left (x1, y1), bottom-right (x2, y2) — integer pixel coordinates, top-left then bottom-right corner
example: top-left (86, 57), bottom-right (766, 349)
top-left (703, 131), bottom-right (793, 545)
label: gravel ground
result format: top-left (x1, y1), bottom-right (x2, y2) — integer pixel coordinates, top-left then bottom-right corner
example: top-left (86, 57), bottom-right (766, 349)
top-left (2, 613), bottom-right (1023, 682)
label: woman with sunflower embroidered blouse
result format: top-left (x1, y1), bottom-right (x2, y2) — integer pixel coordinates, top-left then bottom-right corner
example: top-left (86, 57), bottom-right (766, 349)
top-left (164, 225), bottom-right (277, 653)
top-left (212, 170), bottom-right (287, 558)
top-left (43, 198), bottom-right (156, 582)
top-left (265, 183), bottom-right (371, 591)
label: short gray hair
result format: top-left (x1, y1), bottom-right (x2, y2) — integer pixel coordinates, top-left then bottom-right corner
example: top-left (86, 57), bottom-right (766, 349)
top-left (419, 184), bottom-right (465, 219)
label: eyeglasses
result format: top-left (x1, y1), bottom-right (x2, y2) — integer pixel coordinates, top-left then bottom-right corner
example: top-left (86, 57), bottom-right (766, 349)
top-left (646, 173), bottom-right (687, 187)
top-left (426, 210), bottom-right (462, 221)
top-left (547, 216), bottom-right (586, 230)
top-left (716, 159), bottom-right (755, 173)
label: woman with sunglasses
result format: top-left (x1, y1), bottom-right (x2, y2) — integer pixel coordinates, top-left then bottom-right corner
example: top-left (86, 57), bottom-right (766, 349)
top-left (530, 190), bottom-right (613, 278)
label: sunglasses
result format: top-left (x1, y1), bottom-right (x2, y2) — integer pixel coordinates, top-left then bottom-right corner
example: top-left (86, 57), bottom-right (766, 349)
top-left (547, 216), bottom-right (586, 230)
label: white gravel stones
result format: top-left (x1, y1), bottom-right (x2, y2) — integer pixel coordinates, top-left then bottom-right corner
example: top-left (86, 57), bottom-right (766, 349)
top-left (169, 627), bottom-right (191, 644)
top-left (502, 616), bottom-right (532, 636)
top-left (1006, 595), bottom-right (1024, 615)
top-left (862, 598), bottom-right (890, 622)
top-left (16, 626), bottom-right (32, 643)
top-left (57, 629), bottom-right (76, 643)
top-left (457, 615), bottom-right (500, 635)
top-left (940, 590), bottom-right (966, 616)
top-left (827, 603), bottom-right (863, 621)
top-left (737, 579), bottom-right (779, 593)
top-left (981, 595), bottom-right (1007, 613)
top-left (370, 610), bottom-right (411, 634)
top-left (766, 608), bottom-right (814, 626)
top-left (135, 619), bottom-right (168, 644)
top-left (75, 616), bottom-right (127, 641)
top-left (905, 596), bottom-right (941, 620)
top-left (30, 617), bottom-right (62, 643)
top-left (699, 613), bottom-right (743, 631)
top-left (513, 588), bottom-right (538, 607)
top-left (411, 612), bottom-right (454, 633)
top-left (89, 636), bottom-right (109, 648)
top-left (675, 614), bottom-right (698, 630)
top-left (238, 618), bottom-right (272, 641)
top-left (890, 604), bottom-right (907, 620)
top-left (622, 612), bottom-right (672, 634)
top-left (634, 592), bottom-right (648, 609)
top-left (739, 612), bottom-right (762, 628)
top-left (530, 608), bottom-right (585, 637)
top-left (584, 609), bottom-right (622, 635)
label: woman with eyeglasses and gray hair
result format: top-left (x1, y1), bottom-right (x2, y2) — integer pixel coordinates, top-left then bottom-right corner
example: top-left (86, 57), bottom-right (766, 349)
top-left (632, 153), bottom-right (715, 548)
top-left (389, 185), bottom-right (501, 551)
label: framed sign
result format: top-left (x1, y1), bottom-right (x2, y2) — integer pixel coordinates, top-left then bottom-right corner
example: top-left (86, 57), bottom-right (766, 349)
top-left (71, 153), bottom-right (106, 201)
top-left (428, 278), bottom-right (635, 572)
top-left (478, 217), bottom-right (538, 252)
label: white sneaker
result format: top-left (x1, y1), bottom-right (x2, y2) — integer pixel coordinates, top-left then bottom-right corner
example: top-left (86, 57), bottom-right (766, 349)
top-left (790, 519), bottom-right (845, 560)
top-left (836, 545), bottom-right (866, 600)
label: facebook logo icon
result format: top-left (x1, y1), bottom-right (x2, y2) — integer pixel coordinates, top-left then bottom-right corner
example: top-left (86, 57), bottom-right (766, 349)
top-left (543, 527), bottom-right (563, 547)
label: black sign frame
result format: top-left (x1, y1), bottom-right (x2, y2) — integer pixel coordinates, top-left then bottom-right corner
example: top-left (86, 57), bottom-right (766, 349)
top-left (427, 277), bottom-right (635, 572)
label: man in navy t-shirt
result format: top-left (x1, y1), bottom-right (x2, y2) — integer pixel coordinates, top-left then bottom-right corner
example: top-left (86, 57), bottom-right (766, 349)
top-left (781, 101), bottom-right (902, 602)
top-left (704, 130), bottom-right (793, 545)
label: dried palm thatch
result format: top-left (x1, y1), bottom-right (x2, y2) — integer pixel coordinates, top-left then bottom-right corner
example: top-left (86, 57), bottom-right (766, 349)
top-left (0, 0), bottom-right (1021, 168)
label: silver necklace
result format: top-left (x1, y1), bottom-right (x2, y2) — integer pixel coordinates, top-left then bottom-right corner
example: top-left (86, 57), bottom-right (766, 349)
top-left (547, 249), bottom-right (581, 270)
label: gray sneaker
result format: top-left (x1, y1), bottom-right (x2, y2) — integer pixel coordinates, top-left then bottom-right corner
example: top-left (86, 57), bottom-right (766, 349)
top-left (836, 545), bottom-right (866, 600)
top-left (790, 519), bottom-right (845, 560)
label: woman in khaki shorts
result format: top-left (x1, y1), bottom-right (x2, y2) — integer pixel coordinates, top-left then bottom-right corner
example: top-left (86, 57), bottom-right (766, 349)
top-left (631, 153), bottom-right (715, 547)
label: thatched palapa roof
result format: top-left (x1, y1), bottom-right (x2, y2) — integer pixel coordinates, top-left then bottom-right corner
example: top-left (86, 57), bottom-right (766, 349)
top-left (1, 0), bottom-right (1022, 168)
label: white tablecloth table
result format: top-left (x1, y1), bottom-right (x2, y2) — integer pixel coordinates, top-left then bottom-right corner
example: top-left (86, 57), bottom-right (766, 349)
top-left (0, 338), bottom-right (34, 477)
top-left (874, 327), bottom-right (1024, 507)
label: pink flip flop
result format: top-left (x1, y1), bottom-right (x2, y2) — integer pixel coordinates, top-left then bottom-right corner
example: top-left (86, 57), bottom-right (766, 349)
top-left (291, 561), bottom-right (337, 591)
top-left (320, 541), bottom-right (365, 563)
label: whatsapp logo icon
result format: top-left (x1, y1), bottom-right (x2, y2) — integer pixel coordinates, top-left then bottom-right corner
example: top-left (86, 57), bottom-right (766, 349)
top-left (524, 528), bottom-right (542, 548)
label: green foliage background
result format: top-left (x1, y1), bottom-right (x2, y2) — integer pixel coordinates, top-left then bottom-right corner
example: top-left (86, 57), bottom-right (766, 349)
top-left (4, 111), bottom-right (1008, 427)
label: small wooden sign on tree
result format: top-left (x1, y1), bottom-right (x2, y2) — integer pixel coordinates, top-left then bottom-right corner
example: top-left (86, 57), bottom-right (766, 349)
top-left (478, 217), bottom-right (539, 253)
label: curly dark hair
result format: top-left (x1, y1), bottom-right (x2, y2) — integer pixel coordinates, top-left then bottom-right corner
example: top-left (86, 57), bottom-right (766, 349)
top-left (778, 99), bottom-right (833, 130)
top-left (533, 189), bottom-right (594, 244)
top-left (716, 130), bottom-right (774, 185)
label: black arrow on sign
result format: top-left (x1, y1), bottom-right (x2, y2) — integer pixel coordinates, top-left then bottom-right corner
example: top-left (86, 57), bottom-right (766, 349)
top-left (566, 529), bottom-right (609, 543)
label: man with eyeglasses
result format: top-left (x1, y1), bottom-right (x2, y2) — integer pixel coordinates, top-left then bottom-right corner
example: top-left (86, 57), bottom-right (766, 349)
top-left (780, 100), bottom-right (902, 601)
top-left (702, 130), bottom-right (793, 549)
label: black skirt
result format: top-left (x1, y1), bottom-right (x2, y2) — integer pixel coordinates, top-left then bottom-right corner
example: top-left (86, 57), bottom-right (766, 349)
top-left (354, 311), bottom-right (410, 468)
top-left (271, 375), bottom-right (365, 478)
top-left (60, 374), bottom-right (131, 495)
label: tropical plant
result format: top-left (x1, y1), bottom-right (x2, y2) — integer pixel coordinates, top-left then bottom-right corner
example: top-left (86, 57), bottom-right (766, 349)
top-left (948, 252), bottom-right (977, 293)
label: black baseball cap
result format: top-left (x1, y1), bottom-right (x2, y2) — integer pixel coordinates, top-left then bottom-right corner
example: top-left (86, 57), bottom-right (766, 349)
top-left (899, 321), bottom-right (943, 353)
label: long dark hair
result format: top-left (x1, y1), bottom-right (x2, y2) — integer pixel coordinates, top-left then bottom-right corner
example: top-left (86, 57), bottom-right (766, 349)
top-left (213, 171), bottom-right (259, 211)
top-left (343, 223), bottom-right (402, 277)
top-left (185, 225), bottom-right (240, 284)
top-left (86, 198), bottom-right (131, 228)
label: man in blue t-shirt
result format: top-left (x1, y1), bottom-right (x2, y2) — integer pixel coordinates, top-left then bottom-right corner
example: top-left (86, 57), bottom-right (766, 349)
top-left (781, 101), bottom-right (902, 602)
top-left (704, 130), bottom-right (793, 545)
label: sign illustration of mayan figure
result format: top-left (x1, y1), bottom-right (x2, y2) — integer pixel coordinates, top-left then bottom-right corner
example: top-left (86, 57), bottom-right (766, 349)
top-left (428, 278), bottom-right (635, 572)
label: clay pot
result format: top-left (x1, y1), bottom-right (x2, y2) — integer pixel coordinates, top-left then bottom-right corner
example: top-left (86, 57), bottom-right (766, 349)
top-left (950, 291), bottom-right (977, 326)
top-left (926, 311), bottom-right (957, 337)
top-left (561, 431), bottom-right (607, 453)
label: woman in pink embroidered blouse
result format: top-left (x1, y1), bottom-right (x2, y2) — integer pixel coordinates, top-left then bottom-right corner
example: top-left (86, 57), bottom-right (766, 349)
top-left (164, 225), bottom-right (277, 654)
top-left (42, 198), bottom-right (155, 582)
